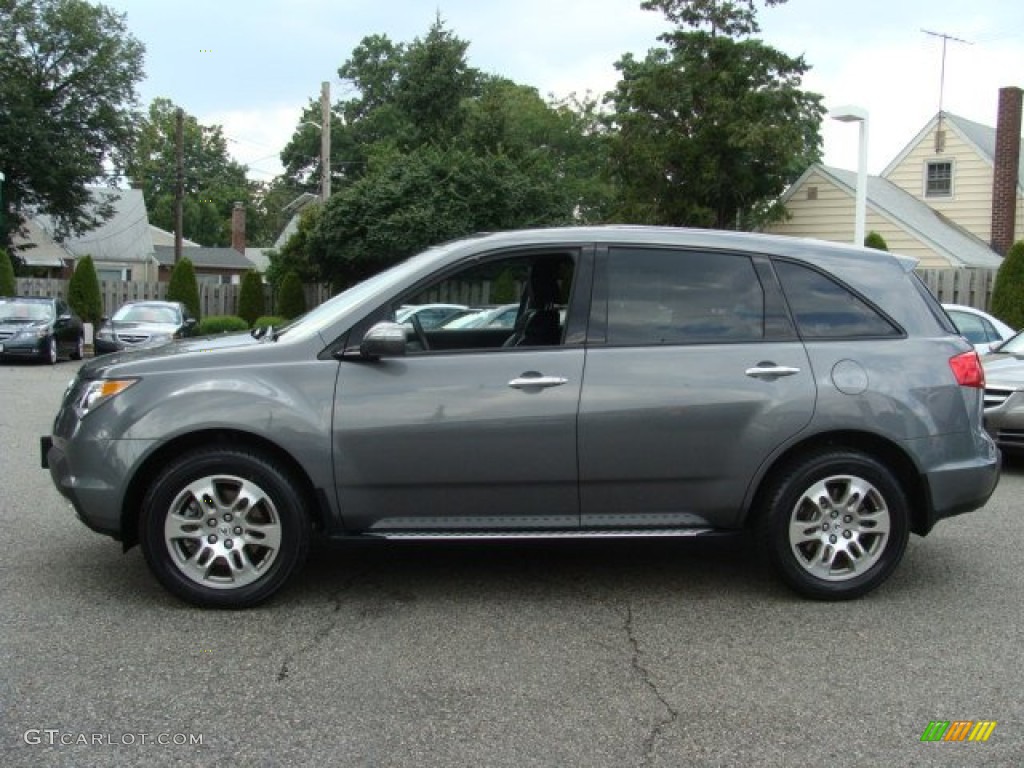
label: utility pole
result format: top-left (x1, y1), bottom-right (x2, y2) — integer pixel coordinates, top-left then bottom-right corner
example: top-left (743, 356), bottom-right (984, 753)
top-left (922, 29), bottom-right (973, 147)
top-left (174, 107), bottom-right (184, 264)
top-left (320, 81), bottom-right (331, 202)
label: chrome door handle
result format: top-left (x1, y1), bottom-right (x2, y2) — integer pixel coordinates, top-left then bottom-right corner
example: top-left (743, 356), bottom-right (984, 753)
top-left (745, 365), bottom-right (801, 379)
top-left (508, 374), bottom-right (569, 389)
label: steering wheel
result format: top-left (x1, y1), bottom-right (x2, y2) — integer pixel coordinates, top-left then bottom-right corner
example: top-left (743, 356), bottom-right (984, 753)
top-left (409, 313), bottom-right (430, 351)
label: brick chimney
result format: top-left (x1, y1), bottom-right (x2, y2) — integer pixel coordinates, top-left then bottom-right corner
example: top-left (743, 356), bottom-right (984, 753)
top-left (231, 201), bottom-right (246, 254)
top-left (990, 86), bottom-right (1023, 257)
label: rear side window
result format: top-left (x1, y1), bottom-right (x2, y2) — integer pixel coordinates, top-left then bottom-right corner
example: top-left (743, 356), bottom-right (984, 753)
top-left (606, 248), bottom-right (764, 345)
top-left (774, 261), bottom-right (900, 339)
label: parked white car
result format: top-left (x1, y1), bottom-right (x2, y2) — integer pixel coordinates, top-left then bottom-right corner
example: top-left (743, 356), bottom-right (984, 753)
top-left (942, 304), bottom-right (1015, 353)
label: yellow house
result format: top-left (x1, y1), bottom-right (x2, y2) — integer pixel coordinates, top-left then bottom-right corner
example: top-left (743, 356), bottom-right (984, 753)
top-left (766, 86), bottom-right (1023, 269)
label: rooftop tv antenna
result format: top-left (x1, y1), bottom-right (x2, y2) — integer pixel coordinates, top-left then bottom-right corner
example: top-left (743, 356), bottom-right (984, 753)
top-left (922, 29), bottom-right (973, 151)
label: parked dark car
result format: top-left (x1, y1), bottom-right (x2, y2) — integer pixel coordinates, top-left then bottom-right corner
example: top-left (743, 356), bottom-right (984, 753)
top-left (42, 227), bottom-right (999, 608)
top-left (0, 296), bottom-right (84, 364)
top-left (93, 300), bottom-right (197, 356)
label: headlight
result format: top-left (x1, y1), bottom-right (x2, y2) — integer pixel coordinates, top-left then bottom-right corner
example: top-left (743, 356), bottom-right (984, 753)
top-left (95, 329), bottom-right (113, 341)
top-left (75, 379), bottom-right (138, 418)
top-left (146, 333), bottom-right (173, 345)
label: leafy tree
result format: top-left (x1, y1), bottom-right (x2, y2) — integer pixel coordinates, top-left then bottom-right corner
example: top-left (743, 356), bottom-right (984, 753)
top-left (166, 257), bottom-right (201, 319)
top-left (123, 98), bottom-right (251, 246)
top-left (67, 255), bottom-right (102, 325)
top-left (280, 20), bottom-right (610, 286)
top-left (0, 248), bottom-right (16, 295)
top-left (864, 231), bottom-right (888, 251)
top-left (606, 0), bottom-right (824, 229)
top-left (237, 271), bottom-right (264, 326)
top-left (277, 272), bottom-right (306, 319)
top-left (0, 0), bottom-right (144, 248)
top-left (991, 240), bottom-right (1024, 329)
top-left (267, 204), bottom-right (323, 287)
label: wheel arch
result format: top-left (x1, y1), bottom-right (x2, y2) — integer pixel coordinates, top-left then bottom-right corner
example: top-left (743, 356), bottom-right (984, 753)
top-left (120, 429), bottom-right (330, 550)
top-left (745, 430), bottom-right (931, 536)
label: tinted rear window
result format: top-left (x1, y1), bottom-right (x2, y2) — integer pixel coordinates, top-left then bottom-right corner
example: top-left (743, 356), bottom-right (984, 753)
top-left (775, 261), bottom-right (900, 339)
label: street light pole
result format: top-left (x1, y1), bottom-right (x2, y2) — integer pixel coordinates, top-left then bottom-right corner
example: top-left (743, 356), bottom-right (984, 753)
top-left (830, 105), bottom-right (869, 246)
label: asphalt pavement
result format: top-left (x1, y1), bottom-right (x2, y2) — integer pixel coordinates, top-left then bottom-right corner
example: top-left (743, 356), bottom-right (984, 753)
top-left (1, 359), bottom-right (1022, 767)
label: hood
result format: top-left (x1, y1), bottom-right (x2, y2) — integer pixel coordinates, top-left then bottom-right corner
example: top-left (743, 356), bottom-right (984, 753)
top-left (0, 318), bottom-right (50, 330)
top-left (981, 353), bottom-right (1024, 388)
top-left (103, 320), bottom-right (181, 334)
top-left (81, 331), bottom-right (262, 377)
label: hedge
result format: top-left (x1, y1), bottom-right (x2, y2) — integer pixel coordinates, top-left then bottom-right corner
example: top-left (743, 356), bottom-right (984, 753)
top-left (198, 315), bottom-right (249, 334)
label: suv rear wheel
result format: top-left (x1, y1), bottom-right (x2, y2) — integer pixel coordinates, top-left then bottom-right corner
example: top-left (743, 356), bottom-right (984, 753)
top-left (139, 448), bottom-right (310, 608)
top-left (758, 449), bottom-right (910, 600)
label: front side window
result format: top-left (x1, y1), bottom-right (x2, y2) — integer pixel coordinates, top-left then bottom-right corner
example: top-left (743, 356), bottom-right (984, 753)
top-left (925, 161), bottom-right (953, 197)
top-left (394, 252), bottom-right (577, 352)
top-left (774, 261), bottom-right (900, 339)
top-left (605, 248), bottom-right (765, 345)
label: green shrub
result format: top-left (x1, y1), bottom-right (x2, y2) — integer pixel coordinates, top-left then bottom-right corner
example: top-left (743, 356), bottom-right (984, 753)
top-left (198, 315), bottom-right (249, 334)
top-left (166, 257), bottom-right (201, 320)
top-left (991, 240), bottom-right (1024, 329)
top-left (277, 271), bottom-right (306, 319)
top-left (237, 271), bottom-right (265, 326)
top-left (253, 315), bottom-right (288, 330)
top-left (67, 255), bottom-right (103, 325)
top-left (863, 231), bottom-right (888, 251)
top-left (0, 248), bottom-right (15, 296)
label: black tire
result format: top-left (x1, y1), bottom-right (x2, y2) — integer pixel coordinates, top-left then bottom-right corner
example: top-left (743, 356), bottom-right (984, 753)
top-left (71, 335), bottom-right (84, 360)
top-left (44, 336), bottom-right (58, 365)
top-left (139, 448), bottom-right (310, 608)
top-left (757, 449), bottom-right (910, 600)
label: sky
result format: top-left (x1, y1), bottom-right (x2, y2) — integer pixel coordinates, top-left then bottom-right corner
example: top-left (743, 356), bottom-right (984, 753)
top-left (99, 0), bottom-right (1024, 183)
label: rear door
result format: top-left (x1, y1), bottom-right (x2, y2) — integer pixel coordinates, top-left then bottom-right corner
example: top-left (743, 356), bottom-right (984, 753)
top-left (578, 245), bottom-right (816, 529)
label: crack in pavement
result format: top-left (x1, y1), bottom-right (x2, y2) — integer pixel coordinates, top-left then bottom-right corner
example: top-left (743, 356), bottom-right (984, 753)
top-left (277, 567), bottom-right (374, 682)
top-left (625, 603), bottom-right (679, 768)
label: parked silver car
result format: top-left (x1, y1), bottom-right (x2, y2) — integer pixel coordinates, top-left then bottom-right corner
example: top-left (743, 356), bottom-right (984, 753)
top-left (42, 227), bottom-right (999, 607)
top-left (981, 330), bottom-right (1024, 452)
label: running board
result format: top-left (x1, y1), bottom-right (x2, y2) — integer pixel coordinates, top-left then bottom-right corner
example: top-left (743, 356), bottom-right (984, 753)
top-left (368, 528), bottom-right (716, 541)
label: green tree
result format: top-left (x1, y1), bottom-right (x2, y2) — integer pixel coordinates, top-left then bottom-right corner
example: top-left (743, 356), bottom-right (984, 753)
top-left (237, 271), bottom-right (264, 326)
top-left (0, 248), bottom-right (16, 295)
top-left (67, 255), bottom-right (102, 325)
top-left (277, 272), bottom-right (306, 319)
top-left (864, 231), bottom-right (888, 251)
top-left (123, 98), bottom-right (252, 247)
top-left (0, 0), bottom-right (145, 247)
top-left (280, 20), bottom-right (609, 286)
top-left (991, 240), bottom-right (1024, 329)
top-left (606, 0), bottom-right (823, 229)
top-left (166, 257), bottom-right (201, 319)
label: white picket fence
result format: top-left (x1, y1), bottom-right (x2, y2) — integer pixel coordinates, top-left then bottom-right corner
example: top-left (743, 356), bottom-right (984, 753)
top-left (14, 278), bottom-right (332, 318)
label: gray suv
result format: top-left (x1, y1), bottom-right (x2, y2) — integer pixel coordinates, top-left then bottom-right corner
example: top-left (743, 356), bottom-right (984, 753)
top-left (42, 227), bottom-right (999, 607)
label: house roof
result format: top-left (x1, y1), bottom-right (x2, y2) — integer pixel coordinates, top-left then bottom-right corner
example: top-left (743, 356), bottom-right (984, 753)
top-left (153, 246), bottom-right (257, 270)
top-left (800, 164), bottom-right (1003, 268)
top-left (882, 112), bottom-right (1024, 194)
top-left (149, 225), bottom-right (199, 248)
top-left (34, 187), bottom-right (155, 264)
top-left (245, 247), bottom-right (271, 273)
top-left (10, 219), bottom-right (74, 267)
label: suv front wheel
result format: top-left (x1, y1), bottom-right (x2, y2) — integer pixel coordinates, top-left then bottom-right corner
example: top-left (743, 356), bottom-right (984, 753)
top-left (759, 450), bottom-right (910, 600)
top-left (139, 448), bottom-right (310, 608)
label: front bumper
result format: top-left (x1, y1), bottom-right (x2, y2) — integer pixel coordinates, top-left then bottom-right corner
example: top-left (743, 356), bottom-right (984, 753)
top-left (43, 432), bottom-right (157, 541)
top-left (0, 336), bottom-right (47, 359)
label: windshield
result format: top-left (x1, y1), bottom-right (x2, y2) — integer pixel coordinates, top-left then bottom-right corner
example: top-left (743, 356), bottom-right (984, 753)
top-left (998, 330), bottom-right (1024, 355)
top-left (113, 304), bottom-right (182, 324)
top-left (0, 298), bottom-right (54, 322)
top-left (279, 244), bottom-right (462, 341)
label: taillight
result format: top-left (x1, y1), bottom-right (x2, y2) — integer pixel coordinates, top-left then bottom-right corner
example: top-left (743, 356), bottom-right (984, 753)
top-left (949, 351), bottom-right (985, 388)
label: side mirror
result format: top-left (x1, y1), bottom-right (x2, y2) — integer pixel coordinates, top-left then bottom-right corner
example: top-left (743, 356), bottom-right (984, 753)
top-left (58, 313), bottom-right (72, 322)
top-left (101, 316), bottom-right (110, 323)
top-left (360, 322), bottom-right (408, 359)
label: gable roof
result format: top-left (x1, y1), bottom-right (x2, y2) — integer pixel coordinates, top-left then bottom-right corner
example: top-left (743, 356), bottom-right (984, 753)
top-left (149, 225), bottom-right (199, 248)
top-left (783, 164), bottom-right (1002, 268)
top-left (882, 112), bottom-right (1024, 194)
top-left (153, 245), bottom-right (256, 270)
top-left (10, 219), bottom-right (75, 267)
top-left (33, 187), bottom-right (155, 264)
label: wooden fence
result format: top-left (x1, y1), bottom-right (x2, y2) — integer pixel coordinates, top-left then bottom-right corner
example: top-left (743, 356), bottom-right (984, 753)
top-left (14, 267), bottom-right (1002, 318)
top-left (14, 278), bottom-right (332, 319)
top-left (915, 268), bottom-right (998, 310)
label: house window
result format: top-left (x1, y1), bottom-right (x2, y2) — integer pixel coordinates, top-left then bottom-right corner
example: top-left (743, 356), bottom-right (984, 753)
top-left (925, 161), bottom-right (953, 197)
top-left (96, 268), bottom-right (132, 282)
